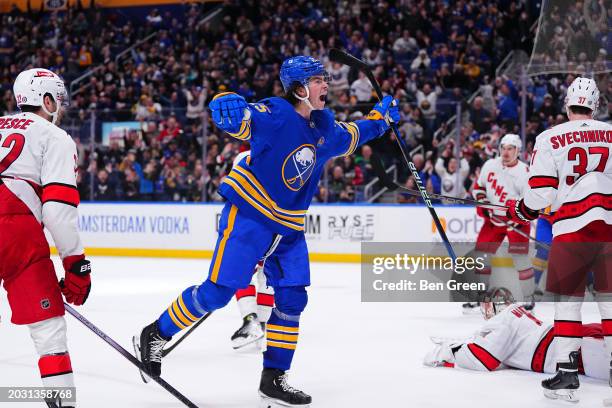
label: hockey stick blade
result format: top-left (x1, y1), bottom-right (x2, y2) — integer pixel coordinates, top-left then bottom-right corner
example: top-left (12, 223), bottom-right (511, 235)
top-left (162, 312), bottom-right (211, 357)
top-left (329, 48), bottom-right (368, 69)
top-left (64, 303), bottom-right (199, 408)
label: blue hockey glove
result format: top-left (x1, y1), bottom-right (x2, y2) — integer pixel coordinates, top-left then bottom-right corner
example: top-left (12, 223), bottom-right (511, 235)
top-left (366, 95), bottom-right (400, 130)
top-left (209, 92), bottom-right (251, 135)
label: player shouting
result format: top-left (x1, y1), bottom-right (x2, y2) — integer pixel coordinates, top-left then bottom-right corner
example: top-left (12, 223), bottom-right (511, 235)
top-left (134, 55), bottom-right (399, 406)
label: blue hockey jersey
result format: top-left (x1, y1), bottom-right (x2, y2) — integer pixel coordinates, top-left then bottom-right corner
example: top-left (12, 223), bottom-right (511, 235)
top-left (218, 97), bottom-right (387, 235)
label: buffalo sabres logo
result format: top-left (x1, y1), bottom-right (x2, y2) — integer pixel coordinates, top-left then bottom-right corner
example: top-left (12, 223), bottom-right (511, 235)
top-left (282, 144), bottom-right (316, 191)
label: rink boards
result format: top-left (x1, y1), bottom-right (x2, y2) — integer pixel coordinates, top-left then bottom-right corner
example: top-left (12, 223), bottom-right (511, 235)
top-left (46, 203), bottom-right (503, 262)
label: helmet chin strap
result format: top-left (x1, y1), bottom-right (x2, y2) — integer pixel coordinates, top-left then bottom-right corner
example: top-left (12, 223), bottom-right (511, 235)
top-left (293, 82), bottom-right (322, 111)
top-left (40, 96), bottom-right (60, 125)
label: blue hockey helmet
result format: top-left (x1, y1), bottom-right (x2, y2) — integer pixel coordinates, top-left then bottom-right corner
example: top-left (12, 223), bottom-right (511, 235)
top-left (280, 56), bottom-right (328, 92)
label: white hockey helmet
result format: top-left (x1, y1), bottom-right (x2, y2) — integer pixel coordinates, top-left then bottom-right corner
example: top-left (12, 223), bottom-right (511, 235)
top-left (564, 77), bottom-right (600, 117)
top-left (480, 287), bottom-right (514, 320)
top-left (499, 133), bottom-right (522, 160)
top-left (13, 68), bottom-right (69, 124)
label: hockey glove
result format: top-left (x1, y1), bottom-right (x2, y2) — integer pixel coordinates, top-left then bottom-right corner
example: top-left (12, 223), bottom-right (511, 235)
top-left (476, 199), bottom-right (491, 219)
top-left (366, 96), bottom-right (400, 132)
top-left (423, 338), bottom-right (462, 368)
top-left (208, 92), bottom-right (251, 136)
top-left (60, 254), bottom-right (92, 306)
top-left (505, 199), bottom-right (538, 225)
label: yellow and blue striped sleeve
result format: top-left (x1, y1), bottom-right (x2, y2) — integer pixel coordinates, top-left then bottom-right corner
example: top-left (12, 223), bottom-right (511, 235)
top-left (332, 119), bottom-right (386, 157)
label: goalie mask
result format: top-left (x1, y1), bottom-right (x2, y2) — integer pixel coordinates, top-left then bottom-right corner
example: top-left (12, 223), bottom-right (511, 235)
top-left (565, 77), bottom-right (600, 118)
top-left (13, 68), bottom-right (69, 125)
top-left (480, 287), bottom-right (515, 320)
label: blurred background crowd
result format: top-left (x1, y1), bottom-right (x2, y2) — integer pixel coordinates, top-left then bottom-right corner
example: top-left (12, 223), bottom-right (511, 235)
top-left (0, 0), bottom-right (610, 203)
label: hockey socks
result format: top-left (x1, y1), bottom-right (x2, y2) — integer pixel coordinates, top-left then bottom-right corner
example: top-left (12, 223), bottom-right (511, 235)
top-left (264, 308), bottom-right (300, 371)
top-left (158, 286), bottom-right (206, 338)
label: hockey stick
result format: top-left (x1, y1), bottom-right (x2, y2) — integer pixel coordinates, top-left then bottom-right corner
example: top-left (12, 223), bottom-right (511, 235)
top-left (329, 48), bottom-right (456, 260)
top-left (162, 312), bottom-right (211, 357)
top-left (63, 303), bottom-right (200, 408)
top-left (490, 215), bottom-right (551, 251)
top-left (371, 156), bottom-right (551, 215)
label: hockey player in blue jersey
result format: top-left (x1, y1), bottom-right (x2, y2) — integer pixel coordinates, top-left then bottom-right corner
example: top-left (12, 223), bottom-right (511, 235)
top-left (133, 55), bottom-right (400, 406)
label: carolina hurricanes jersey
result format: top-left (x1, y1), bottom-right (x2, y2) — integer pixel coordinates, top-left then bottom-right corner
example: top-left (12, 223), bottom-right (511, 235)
top-left (524, 119), bottom-right (612, 237)
top-left (472, 157), bottom-right (529, 224)
top-left (0, 112), bottom-right (83, 260)
top-left (453, 304), bottom-right (608, 380)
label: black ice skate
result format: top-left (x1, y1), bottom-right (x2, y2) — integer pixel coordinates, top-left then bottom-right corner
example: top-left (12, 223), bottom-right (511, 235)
top-left (133, 321), bottom-right (170, 383)
top-left (259, 368), bottom-right (311, 407)
top-left (542, 351), bottom-right (580, 402)
top-left (45, 398), bottom-right (74, 408)
top-left (231, 313), bottom-right (264, 350)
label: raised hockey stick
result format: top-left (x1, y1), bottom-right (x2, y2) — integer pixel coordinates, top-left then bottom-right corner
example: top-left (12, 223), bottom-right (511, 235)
top-left (490, 215), bottom-right (551, 251)
top-left (162, 312), bottom-right (212, 357)
top-left (329, 48), bottom-right (456, 260)
top-left (63, 303), bottom-right (200, 408)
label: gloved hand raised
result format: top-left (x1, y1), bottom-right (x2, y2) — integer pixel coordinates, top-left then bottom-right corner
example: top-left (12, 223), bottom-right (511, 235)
top-left (208, 92), bottom-right (251, 135)
top-left (366, 95), bottom-right (401, 128)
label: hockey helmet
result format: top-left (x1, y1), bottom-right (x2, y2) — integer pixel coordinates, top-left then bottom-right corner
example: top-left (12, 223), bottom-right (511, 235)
top-left (13, 68), bottom-right (69, 125)
top-left (480, 287), bottom-right (514, 320)
top-left (280, 56), bottom-right (328, 92)
top-left (564, 77), bottom-right (600, 117)
top-left (499, 133), bottom-right (522, 161)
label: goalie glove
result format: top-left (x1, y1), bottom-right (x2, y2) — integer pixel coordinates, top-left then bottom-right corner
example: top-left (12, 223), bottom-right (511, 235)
top-left (60, 254), bottom-right (92, 306)
top-left (505, 199), bottom-right (538, 225)
top-left (209, 92), bottom-right (252, 139)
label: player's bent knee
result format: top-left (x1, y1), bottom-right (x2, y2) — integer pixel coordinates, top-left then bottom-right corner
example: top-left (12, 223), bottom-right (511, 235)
top-left (28, 316), bottom-right (68, 355)
top-left (194, 280), bottom-right (235, 312)
top-left (274, 286), bottom-right (308, 315)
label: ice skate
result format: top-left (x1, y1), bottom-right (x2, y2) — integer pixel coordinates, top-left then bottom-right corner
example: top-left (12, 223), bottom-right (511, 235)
top-left (231, 313), bottom-right (264, 350)
top-left (259, 368), bottom-right (311, 407)
top-left (133, 321), bottom-right (170, 383)
top-left (542, 351), bottom-right (580, 402)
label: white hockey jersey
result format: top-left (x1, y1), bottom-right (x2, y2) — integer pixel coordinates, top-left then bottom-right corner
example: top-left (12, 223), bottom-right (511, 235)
top-left (523, 119), bottom-right (612, 237)
top-left (0, 112), bottom-right (83, 260)
top-left (453, 304), bottom-right (608, 380)
top-left (472, 157), bottom-right (529, 224)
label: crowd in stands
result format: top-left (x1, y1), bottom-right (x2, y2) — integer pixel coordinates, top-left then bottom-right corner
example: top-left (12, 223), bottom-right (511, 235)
top-left (1, 0), bottom-right (610, 204)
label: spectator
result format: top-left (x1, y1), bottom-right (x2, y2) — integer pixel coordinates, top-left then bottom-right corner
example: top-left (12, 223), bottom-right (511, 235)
top-left (350, 71), bottom-right (373, 103)
top-left (93, 169), bottom-right (118, 201)
top-left (435, 144), bottom-right (470, 200)
top-left (469, 96), bottom-right (493, 135)
top-left (496, 77), bottom-right (519, 129)
top-left (410, 49), bottom-right (431, 71)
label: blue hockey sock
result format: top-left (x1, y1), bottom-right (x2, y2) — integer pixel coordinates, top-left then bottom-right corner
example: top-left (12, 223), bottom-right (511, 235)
top-left (158, 286), bottom-right (206, 338)
top-left (263, 308), bottom-right (300, 371)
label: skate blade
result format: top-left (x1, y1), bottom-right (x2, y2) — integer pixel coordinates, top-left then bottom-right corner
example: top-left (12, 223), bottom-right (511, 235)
top-left (258, 391), bottom-right (311, 407)
top-left (132, 335), bottom-right (151, 384)
top-left (543, 388), bottom-right (579, 403)
top-left (232, 333), bottom-right (264, 350)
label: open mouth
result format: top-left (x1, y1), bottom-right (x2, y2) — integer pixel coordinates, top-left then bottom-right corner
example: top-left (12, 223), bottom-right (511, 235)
top-left (319, 94), bottom-right (327, 102)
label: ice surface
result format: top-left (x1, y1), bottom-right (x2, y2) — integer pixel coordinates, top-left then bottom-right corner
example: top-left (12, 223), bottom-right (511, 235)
top-left (1, 257), bottom-right (609, 407)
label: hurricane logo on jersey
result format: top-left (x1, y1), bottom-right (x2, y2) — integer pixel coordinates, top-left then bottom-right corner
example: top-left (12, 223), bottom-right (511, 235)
top-left (282, 144), bottom-right (316, 191)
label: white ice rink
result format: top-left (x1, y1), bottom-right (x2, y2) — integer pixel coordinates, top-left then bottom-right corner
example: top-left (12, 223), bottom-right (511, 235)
top-left (1, 256), bottom-right (610, 407)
